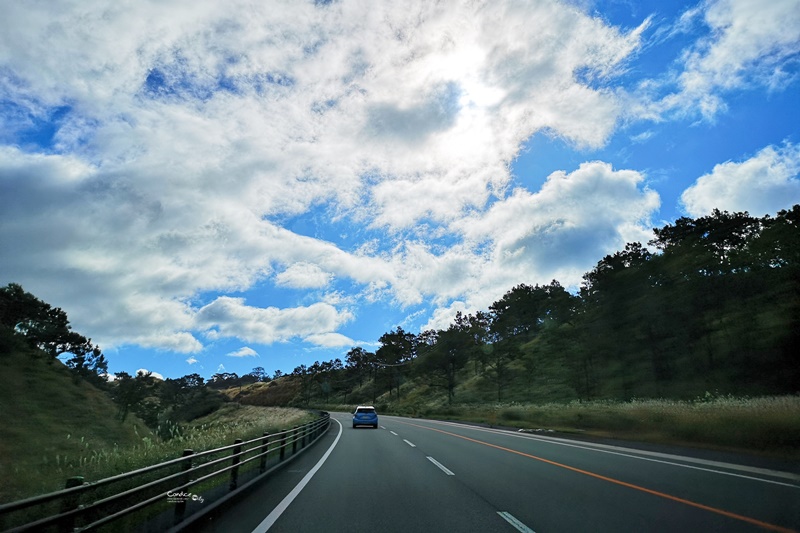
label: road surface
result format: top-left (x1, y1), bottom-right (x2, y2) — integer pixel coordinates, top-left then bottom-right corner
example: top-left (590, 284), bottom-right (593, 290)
top-left (193, 412), bottom-right (799, 532)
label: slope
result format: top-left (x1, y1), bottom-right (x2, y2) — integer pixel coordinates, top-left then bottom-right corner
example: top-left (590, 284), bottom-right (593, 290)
top-left (0, 329), bottom-right (150, 502)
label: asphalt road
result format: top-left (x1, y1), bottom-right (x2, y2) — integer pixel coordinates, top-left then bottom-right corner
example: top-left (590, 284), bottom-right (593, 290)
top-left (193, 412), bottom-right (799, 533)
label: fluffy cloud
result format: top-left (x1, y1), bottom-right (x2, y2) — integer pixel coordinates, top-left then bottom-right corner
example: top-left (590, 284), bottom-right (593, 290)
top-left (681, 143), bottom-right (800, 217)
top-left (195, 297), bottom-right (353, 345)
top-left (658, 0), bottom-right (800, 118)
top-left (304, 332), bottom-right (356, 348)
top-left (413, 161), bottom-right (661, 329)
top-left (275, 262), bottom-right (333, 289)
top-left (0, 1), bottom-right (661, 354)
top-left (227, 347), bottom-right (259, 358)
top-left (137, 369), bottom-right (165, 381)
top-left (461, 161), bottom-right (658, 282)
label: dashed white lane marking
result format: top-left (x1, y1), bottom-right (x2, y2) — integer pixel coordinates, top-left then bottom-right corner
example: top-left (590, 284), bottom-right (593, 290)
top-left (427, 456), bottom-right (455, 476)
top-left (497, 511), bottom-right (536, 533)
top-left (251, 418), bottom-right (343, 533)
top-left (418, 419), bottom-right (800, 486)
top-left (390, 431), bottom-right (398, 436)
top-left (403, 439), bottom-right (416, 447)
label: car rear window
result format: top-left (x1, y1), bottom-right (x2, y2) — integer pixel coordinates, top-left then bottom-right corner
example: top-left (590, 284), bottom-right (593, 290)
top-left (356, 408), bottom-right (375, 414)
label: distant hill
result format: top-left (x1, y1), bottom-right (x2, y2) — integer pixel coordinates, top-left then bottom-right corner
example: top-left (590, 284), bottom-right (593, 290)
top-left (0, 329), bottom-right (150, 502)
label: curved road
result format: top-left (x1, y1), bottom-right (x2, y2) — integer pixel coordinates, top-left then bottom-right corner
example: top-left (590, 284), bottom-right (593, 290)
top-left (195, 412), bottom-right (799, 532)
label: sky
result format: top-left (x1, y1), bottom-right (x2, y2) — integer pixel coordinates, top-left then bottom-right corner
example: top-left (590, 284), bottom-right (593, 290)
top-left (1, 0), bottom-right (799, 381)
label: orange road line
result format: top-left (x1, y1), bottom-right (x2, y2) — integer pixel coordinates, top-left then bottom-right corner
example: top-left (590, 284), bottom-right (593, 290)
top-left (401, 421), bottom-right (796, 533)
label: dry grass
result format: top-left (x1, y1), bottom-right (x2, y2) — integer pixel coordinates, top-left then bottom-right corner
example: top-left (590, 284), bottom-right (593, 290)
top-left (415, 395), bottom-right (800, 458)
top-left (2, 401), bottom-right (314, 503)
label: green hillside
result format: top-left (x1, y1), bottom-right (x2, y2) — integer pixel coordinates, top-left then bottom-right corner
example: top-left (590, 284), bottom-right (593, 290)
top-left (0, 329), bottom-right (151, 502)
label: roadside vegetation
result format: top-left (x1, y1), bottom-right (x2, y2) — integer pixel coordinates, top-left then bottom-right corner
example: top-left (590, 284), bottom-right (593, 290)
top-left (1, 206), bottom-right (798, 501)
top-left (0, 328), bottom-right (312, 503)
top-left (235, 207), bottom-right (800, 456)
top-left (383, 396), bottom-right (800, 456)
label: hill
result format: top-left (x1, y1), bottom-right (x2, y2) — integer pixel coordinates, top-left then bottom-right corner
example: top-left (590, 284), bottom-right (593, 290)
top-left (0, 329), bottom-right (151, 502)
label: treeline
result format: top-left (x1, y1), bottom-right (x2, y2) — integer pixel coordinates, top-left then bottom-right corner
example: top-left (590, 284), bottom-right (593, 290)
top-left (265, 206), bottom-right (799, 407)
top-left (0, 285), bottom-right (230, 435)
top-left (0, 284), bottom-right (108, 385)
top-left (3, 206), bottom-right (797, 416)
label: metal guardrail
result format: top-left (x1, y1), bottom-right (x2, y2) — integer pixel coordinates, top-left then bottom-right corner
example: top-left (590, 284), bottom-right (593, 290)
top-left (0, 411), bottom-right (331, 532)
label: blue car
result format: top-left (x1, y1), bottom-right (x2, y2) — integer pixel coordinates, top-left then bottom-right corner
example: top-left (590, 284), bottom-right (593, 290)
top-left (352, 405), bottom-right (379, 428)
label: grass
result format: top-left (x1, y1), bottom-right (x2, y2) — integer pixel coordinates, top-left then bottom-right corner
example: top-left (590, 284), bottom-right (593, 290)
top-left (0, 346), bottom-right (150, 503)
top-left (30, 405), bottom-right (314, 496)
top-left (270, 367), bottom-right (800, 459)
top-left (0, 343), bottom-right (315, 505)
top-left (407, 395), bottom-right (800, 458)
top-left (1, 400), bottom-right (317, 531)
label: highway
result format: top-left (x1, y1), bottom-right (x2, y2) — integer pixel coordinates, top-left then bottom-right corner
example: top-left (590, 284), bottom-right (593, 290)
top-left (194, 412), bottom-right (800, 533)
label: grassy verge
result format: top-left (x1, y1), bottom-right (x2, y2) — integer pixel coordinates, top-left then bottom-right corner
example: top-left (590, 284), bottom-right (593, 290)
top-left (321, 396), bottom-right (800, 459)
top-left (2, 404), bottom-right (314, 503)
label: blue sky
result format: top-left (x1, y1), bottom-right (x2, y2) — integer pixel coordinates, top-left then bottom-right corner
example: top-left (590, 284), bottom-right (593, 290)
top-left (1, 0), bottom-right (799, 380)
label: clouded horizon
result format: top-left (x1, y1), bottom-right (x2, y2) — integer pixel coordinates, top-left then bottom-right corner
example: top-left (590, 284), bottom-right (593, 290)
top-left (2, 0), bottom-right (799, 379)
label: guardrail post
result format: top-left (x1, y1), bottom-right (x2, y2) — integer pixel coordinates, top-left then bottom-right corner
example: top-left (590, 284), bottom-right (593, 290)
top-left (59, 476), bottom-right (83, 533)
top-left (279, 429), bottom-right (287, 461)
top-left (301, 424), bottom-right (306, 448)
top-left (230, 439), bottom-right (243, 491)
top-left (174, 449), bottom-right (194, 525)
top-left (292, 426), bottom-right (298, 454)
top-left (260, 432), bottom-right (270, 473)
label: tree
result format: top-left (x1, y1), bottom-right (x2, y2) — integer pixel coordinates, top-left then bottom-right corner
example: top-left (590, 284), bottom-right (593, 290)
top-left (159, 373), bottom-right (205, 409)
top-left (208, 372), bottom-right (240, 389)
top-left (376, 327), bottom-right (416, 400)
top-left (291, 364), bottom-right (321, 406)
top-left (112, 371), bottom-right (152, 422)
top-left (467, 311), bottom-right (491, 376)
top-left (249, 367), bottom-right (267, 382)
top-left (414, 326), bottom-right (471, 404)
top-left (62, 339), bottom-right (109, 385)
top-left (650, 209), bottom-right (762, 277)
top-left (0, 283), bottom-right (75, 357)
top-left (345, 347), bottom-right (370, 387)
top-left (0, 283), bottom-right (108, 383)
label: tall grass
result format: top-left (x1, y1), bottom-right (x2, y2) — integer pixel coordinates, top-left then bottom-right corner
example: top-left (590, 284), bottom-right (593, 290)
top-left (5, 405), bottom-right (314, 502)
top-left (408, 395), bottom-right (800, 457)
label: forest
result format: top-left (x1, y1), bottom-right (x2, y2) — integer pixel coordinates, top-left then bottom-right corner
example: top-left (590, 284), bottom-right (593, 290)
top-left (254, 206), bottom-right (800, 408)
top-left (1, 206), bottom-right (798, 427)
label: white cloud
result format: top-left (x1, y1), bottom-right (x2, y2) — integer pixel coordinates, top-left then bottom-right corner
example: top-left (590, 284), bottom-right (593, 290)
top-left (137, 369), bottom-right (165, 380)
top-left (456, 161), bottom-right (659, 292)
top-left (422, 301), bottom-right (472, 333)
top-left (186, 357), bottom-right (199, 365)
top-left (681, 143), bottom-right (800, 217)
top-left (0, 1), bottom-right (654, 355)
top-left (304, 332), bottom-right (356, 348)
top-left (275, 262), bottom-right (333, 289)
top-left (399, 161), bottom-right (661, 328)
top-left (657, 0), bottom-right (800, 118)
top-left (227, 347), bottom-right (259, 358)
top-left (195, 297), bottom-right (353, 346)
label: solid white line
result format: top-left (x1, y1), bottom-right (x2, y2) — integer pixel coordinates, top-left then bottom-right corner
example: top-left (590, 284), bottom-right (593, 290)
top-left (390, 431), bottom-right (398, 436)
top-left (251, 418), bottom-right (342, 533)
top-left (403, 439), bottom-right (416, 447)
top-left (427, 456), bottom-right (455, 475)
top-left (497, 511), bottom-right (535, 533)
